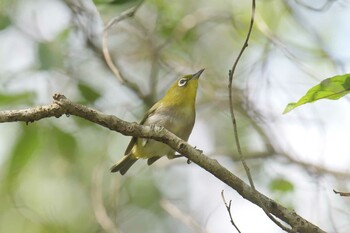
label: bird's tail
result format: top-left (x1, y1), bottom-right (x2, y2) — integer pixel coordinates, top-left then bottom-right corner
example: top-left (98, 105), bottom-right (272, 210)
top-left (110, 155), bottom-right (137, 175)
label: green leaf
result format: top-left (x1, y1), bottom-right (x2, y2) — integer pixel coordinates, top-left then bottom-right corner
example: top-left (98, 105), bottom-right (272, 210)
top-left (126, 178), bottom-right (162, 209)
top-left (6, 125), bottom-right (40, 190)
top-left (269, 178), bottom-right (294, 193)
top-left (0, 92), bottom-right (36, 106)
top-left (51, 126), bottom-right (77, 161)
top-left (0, 15), bottom-right (11, 30)
top-left (38, 42), bottom-right (62, 70)
top-left (78, 83), bottom-right (101, 103)
top-left (283, 74), bottom-right (350, 113)
top-left (57, 27), bottom-right (71, 41)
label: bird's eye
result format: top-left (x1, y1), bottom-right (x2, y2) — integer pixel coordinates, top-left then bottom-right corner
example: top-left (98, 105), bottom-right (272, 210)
top-left (178, 78), bottom-right (187, 87)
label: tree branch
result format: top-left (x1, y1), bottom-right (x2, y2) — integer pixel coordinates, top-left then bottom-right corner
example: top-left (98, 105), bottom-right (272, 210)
top-left (0, 94), bottom-right (326, 233)
top-left (333, 190), bottom-right (350, 197)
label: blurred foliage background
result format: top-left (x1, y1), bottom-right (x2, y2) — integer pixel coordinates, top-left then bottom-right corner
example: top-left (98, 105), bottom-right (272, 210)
top-left (1, 0), bottom-right (350, 232)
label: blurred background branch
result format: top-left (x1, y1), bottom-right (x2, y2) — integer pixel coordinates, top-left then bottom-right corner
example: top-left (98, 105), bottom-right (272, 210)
top-left (102, 0), bottom-right (147, 101)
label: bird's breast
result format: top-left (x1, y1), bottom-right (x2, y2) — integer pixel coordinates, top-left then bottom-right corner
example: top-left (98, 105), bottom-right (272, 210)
top-left (145, 106), bottom-right (195, 140)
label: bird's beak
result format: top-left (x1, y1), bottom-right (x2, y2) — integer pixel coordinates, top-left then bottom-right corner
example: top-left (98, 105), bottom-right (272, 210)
top-left (192, 68), bottom-right (205, 79)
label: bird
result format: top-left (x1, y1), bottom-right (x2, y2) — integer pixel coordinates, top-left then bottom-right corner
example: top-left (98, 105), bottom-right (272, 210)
top-left (111, 69), bottom-right (204, 175)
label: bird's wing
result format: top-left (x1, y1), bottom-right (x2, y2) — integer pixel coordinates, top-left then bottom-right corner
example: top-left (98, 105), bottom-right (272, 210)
top-left (124, 103), bottom-right (160, 155)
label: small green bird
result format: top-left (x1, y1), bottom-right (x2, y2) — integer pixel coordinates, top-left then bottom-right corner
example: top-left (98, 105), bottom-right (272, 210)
top-left (111, 69), bottom-right (204, 175)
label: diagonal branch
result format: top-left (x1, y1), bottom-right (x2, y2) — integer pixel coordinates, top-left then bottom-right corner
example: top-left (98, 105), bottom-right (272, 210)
top-left (0, 94), bottom-right (326, 233)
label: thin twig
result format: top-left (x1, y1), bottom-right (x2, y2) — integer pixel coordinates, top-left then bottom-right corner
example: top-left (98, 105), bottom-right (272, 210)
top-left (228, 0), bottom-right (256, 189)
top-left (221, 190), bottom-right (241, 233)
top-left (333, 190), bottom-right (350, 197)
top-left (227, 1), bottom-right (294, 232)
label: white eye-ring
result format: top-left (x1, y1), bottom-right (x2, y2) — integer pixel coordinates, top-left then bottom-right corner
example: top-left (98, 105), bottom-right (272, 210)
top-left (178, 78), bottom-right (187, 87)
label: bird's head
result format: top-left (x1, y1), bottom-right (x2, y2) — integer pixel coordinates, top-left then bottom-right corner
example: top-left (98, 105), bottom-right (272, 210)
top-left (161, 69), bottom-right (205, 107)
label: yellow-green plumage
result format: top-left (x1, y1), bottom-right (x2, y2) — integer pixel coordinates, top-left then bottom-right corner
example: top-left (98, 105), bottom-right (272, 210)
top-left (111, 69), bottom-right (204, 175)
